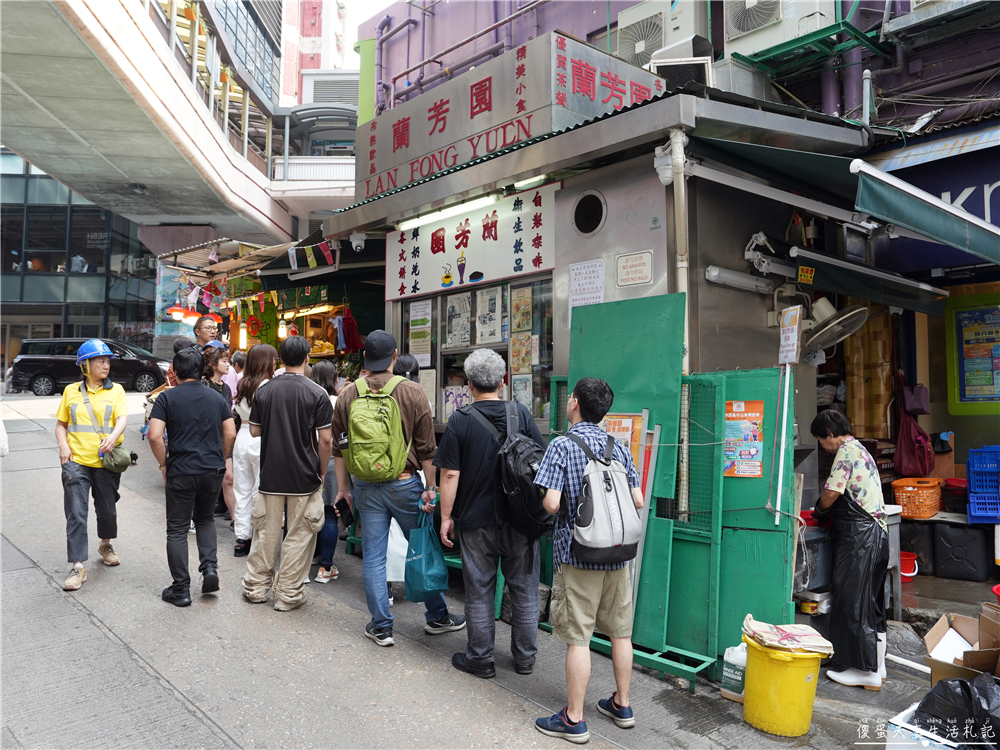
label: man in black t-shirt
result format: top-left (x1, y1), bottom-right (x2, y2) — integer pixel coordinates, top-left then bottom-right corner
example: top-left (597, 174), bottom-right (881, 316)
top-left (435, 348), bottom-right (545, 679)
top-left (243, 336), bottom-right (333, 612)
top-left (148, 348), bottom-right (236, 607)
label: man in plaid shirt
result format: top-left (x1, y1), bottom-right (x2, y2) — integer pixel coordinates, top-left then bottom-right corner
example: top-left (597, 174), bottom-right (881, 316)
top-left (533, 378), bottom-right (644, 744)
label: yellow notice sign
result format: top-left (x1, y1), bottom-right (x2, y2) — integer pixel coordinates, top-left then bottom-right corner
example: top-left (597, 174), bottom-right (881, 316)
top-left (798, 266), bottom-right (815, 284)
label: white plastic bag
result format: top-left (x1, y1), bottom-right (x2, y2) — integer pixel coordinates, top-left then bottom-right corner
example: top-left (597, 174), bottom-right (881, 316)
top-left (0, 417), bottom-right (8, 457)
top-left (386, 518), bottom-right (407, 582)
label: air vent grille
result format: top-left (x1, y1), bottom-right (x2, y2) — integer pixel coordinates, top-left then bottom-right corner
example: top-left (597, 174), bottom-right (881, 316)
top-left (573, 192), bottom-right (606, 237)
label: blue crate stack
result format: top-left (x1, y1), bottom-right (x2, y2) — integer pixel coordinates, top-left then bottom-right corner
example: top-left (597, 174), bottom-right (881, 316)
top-left (967, 446), bottom-right (1000, 525)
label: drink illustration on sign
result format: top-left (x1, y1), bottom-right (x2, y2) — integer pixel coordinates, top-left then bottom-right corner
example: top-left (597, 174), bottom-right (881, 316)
top-left (441, 264), bottom-right (453, 287)
top-left (457, 251), bottom-right (467, 284)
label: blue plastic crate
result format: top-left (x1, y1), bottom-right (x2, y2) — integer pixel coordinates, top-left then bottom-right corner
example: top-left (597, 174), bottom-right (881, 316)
top-left (968, 493), bottom-right (1000, 525)
top-left (968, 447), bottom-right (1000, 472)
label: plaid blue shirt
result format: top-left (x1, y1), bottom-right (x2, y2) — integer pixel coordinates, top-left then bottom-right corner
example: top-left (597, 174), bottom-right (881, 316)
top-left (534, 422), bottom-right (641, 571)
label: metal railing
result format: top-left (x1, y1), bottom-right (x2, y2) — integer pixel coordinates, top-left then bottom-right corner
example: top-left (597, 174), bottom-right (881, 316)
top-left (271, 157), bottom-right (356, 182)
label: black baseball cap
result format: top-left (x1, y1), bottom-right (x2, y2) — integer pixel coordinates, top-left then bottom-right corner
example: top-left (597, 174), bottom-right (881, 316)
top-left (364, 330), bottom-right (397, 372)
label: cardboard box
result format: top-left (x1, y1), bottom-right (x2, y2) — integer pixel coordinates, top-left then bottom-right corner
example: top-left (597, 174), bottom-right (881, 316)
top-left (923, 614), bottom-right (983, 685)
top-left (981, 602), bottom-right (1000, 651)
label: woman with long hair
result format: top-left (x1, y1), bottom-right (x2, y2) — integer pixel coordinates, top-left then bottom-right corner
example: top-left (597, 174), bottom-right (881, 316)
top-left (231, 344), bottom-right (278, 557)
top-left (310, 360), bottom-right (341, 583)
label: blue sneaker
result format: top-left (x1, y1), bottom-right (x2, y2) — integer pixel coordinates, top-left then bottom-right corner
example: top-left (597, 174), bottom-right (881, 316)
top-left (597, 692), bottom-right (635, 728)
top-left (535, 708), bottom-right (590, 744)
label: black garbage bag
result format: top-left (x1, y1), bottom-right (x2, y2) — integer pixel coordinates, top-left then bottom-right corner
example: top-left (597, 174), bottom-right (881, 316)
top-left (912, 673), bottom-right (1000, 749)
top-left (828, 493), bottom-right (889, 672)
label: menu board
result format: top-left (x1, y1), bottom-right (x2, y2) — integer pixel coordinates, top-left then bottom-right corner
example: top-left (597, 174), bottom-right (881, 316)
top-left (511, 285), bottom-right (533, 332)
top-left (955, 306), bottom-right (1000, 402)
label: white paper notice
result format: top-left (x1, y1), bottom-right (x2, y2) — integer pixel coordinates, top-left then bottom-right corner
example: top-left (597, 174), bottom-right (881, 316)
top-left (531, 334), bottom-right (539, 367)
top-left (445, 293), bottom-right (471, 348)
top-left (409, 299), bottom-right (433, 367)
top-left (419, 368), bottom-right (436, 415)
top-left (476, 286), bottom-right (502, 344)
top-left (569, 259), bottom-right (604, 326)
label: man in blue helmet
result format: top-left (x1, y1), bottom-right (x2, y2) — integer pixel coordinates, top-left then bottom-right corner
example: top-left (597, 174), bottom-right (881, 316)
top-left (55, 339), bottom-right (128, 591)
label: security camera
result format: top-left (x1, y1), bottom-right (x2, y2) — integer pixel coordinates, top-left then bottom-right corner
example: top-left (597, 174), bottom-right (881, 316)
top-left (349, 232), bottom-right (366, 253)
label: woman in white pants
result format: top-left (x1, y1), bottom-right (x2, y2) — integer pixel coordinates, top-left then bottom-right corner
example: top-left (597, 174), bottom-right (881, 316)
top-left (231, 344), bottom-right (277, 557)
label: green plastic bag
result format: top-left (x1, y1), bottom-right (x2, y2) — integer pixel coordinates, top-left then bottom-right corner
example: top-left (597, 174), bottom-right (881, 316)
top-left (404, 509), bottom-right (449, 602)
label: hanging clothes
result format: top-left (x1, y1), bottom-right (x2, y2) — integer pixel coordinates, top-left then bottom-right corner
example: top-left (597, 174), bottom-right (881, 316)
top-left (342, 308), bottom-right (363, 353)
top-left (331, 316), bottom-right (346, 351)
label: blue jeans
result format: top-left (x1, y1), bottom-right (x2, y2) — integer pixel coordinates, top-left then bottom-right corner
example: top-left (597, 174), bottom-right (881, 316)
top-left (318, 459), bottom-right (339, 567)
top-left (354, 475), bottom-right (448, 629)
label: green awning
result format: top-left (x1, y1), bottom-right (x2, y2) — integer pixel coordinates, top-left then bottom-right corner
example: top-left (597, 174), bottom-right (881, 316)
top-left (689, 138), bottom-right (1000, 264)
top-left (790, 247), bottom-right (949, 317)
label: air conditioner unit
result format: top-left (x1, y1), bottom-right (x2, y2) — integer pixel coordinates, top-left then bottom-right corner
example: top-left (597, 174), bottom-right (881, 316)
top-left (724, 0), bottom-right (837, 59)
top-left (617, 1), bottom-right (709, 69)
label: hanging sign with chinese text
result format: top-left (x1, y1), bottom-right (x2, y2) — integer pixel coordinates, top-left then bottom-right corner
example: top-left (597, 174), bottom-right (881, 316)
top-left (359, 31), bottom-right (664, 201)
top-left (386, 183), bottom-right (557, 301)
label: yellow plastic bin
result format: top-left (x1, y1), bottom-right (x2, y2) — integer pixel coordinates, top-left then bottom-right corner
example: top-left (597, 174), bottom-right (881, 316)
top-left (741, 634), bottom-right (822, 737)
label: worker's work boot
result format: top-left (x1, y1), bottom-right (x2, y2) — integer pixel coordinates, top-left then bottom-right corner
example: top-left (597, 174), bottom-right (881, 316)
top-left (877, 632), bottom-right (887, 682)
top-left (826, 667), bottom-right (881, 691)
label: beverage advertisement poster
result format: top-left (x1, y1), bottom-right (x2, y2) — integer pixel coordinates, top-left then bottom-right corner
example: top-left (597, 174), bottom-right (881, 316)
top-left (511, 285), bottom-right (533, 332)
top-left (600, 413), bottom-right (643, 468)
top-left (723, 400), bottom-right (765, 478)
top-left (510, 331), bottom-right (532, 373)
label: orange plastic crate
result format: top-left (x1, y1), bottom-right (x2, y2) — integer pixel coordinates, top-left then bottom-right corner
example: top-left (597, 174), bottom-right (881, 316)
top-left (892, 478), bottom-right (942, 519)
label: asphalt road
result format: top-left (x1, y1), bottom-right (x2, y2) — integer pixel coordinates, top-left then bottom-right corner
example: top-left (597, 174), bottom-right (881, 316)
top-left (1, 392), bottom-right (924, 749)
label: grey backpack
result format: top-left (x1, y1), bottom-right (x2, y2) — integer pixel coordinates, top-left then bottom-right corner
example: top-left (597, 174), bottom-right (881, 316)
top-left (565, 433), bottom-right (641, 564)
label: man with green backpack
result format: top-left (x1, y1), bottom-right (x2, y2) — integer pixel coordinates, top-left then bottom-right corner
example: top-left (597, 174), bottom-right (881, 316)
top-left (332, 330), bottom-right (465, 647)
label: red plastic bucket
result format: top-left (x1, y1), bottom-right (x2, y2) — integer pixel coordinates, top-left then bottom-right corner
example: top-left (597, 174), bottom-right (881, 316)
top-left (993, 583), bottom-right (1000, 606)
top-left (901, 551), bottom-right (919, 582)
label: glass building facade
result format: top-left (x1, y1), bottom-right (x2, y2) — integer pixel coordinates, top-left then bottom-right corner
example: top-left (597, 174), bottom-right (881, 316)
top-left (0, 148), bottom-right (157, 370)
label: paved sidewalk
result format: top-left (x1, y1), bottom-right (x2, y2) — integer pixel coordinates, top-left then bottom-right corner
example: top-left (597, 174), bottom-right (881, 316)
top-left (1, 393), bottom-right (927, 749)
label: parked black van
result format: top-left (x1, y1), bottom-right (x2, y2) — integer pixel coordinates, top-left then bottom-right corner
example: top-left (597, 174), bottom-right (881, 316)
top-left (10, 339), bottom-right (169, 396)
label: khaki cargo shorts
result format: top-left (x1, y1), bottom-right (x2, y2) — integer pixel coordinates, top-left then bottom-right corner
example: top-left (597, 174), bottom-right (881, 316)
top-left (550, 564), bottom-right (633, 647)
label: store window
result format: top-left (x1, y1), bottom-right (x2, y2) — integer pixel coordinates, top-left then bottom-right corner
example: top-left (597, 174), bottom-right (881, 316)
top-left (0, 152), bottom-right (25, 174)
top-left (26, 177), bottom-right (69, 205)
top-left (25, 206), bottom-right (68, 262)
top-left (1, 176), bottom-right (25, 204)
top-left (401, 275), bottom-right (553, 425)
top-left (67, 275), bottom-right (107, 303)
top-left (2, 205), bottom-right (24, 273)
top-left (69, 207), bottom-right (111, 272)
top-left (22, 274), bottom-right (65, 302)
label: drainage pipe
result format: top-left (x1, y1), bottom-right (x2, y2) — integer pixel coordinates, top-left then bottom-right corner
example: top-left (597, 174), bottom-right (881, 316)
top-left (394, 42), bottom-right (505, 101)
top-left (669, 127), bottom-right (690, 376)
top-left (241, 92), bottom-right (250, 158)
top-left (862, 69), bottom-right (872, 125)
top-left (821, 59), bottom-right (840, 116)
top-left (376, 17), bottom-right (418, 114)
top-left (392, 0), bottom-right (549, 87)
top-left (504, 0), bottom-right (513, 52)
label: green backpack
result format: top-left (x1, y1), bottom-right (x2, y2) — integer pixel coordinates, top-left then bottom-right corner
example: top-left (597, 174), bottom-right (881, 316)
top-left (343, 376), bottom-right (412, 482)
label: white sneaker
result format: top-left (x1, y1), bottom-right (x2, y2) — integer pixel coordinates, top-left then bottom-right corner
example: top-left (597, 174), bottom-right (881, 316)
top-left (303, 576), bottom-right (310, 584)
top-left (315, 566), bottom-right (339, 584)
top-left (826, 667), bottom-right (881, 691)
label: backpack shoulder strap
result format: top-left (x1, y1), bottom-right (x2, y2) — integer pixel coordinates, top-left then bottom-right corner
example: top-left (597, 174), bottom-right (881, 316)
top-left (382, 375), bottom-right (406, 396)
top-left (462, 403), bottom-right (502, 442)
top-left (355, 378), bottom-right (370, 396)
top-left (603, 434), bottom-right (615, 461)
top-left (566, 432), bottom-right (599, 461)
top-left (505, 401), bottom-right (518, 437)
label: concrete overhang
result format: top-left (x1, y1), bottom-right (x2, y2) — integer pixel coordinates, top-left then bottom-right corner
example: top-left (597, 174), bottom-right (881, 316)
top-left (0, 1), bottom-right (293, 245)
top-left (322, 93), bottom-right (865, 239)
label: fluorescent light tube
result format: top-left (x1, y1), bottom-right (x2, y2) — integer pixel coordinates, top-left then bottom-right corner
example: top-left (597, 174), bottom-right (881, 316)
top-left (705, 265), bottom-right (774, 294)
top-left (396, 194), bottom-right (500, 232)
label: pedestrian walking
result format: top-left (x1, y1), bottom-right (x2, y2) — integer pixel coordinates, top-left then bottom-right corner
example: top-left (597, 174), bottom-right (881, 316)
top-left (203, 343), bottom-right (236, 520)
top-left (332, 330), bottom-right (465, 647)
top-left (231, 344), bottom-right (277, 557)
top-left (533, 378), bottom-right (644, 744)
top-left (810, 410), bottom-right (889, 690)
top-left (310, 359), bottom-right (342, 584)
top-left (147, 347), bottom-right (236, 606)
top-left (436, 348), bottom-right (544, 678)
top-left (222, 350), bottom-right (245, 407)
top-left (54, 340), bottom-right (128, 591)
top-left (242, 336), bottom-right (333, 611)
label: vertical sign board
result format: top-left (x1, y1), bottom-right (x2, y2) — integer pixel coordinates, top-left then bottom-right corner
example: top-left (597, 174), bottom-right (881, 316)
top-left (778, 305), bottom-right (802, 365)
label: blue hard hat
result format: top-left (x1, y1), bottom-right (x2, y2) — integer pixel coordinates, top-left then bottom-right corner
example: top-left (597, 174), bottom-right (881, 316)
top-left (76, 339), bottom-right (116, 366)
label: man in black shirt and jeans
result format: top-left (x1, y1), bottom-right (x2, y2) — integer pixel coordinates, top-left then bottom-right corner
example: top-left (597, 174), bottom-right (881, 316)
top-left (148, 347), bottom-right (236, 607)
top-left (243, 336), bottom-right (333, 612)
top-left (436, 348), bottom-right (545, 678)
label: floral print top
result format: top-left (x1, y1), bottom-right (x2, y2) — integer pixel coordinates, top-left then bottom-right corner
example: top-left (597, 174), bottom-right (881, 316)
top-left (825, 437), bottom-right (887, 531)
